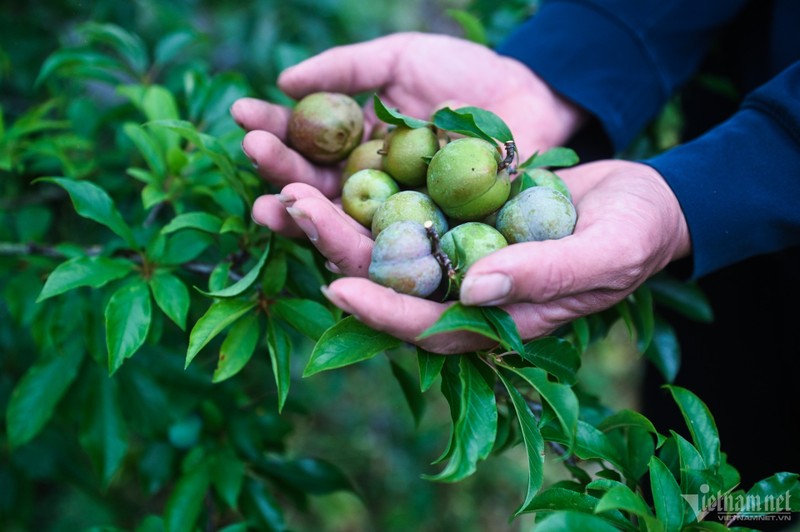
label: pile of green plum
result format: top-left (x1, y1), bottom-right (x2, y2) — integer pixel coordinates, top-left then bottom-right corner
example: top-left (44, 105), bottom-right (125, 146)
top-left (287, 92), bottom-right (578, 299)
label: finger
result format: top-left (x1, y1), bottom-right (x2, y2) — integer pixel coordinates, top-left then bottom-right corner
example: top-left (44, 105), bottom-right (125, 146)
top-left (278, 33), bottom-right (413, 98)
top-left (460, 227), bottom-right (639, 306)
top-left (280, 182), bottom-right (370, 236)
top-left (230, 97), bottom-right (291, 138)
top-left (242, 130), bottom-right (340, 198)
top-left (285, 196), bottom-right (374, 277)
top-left (321, 278), bottom-right (496, 354)
top-left (252, 194), bottom-right (304, 238)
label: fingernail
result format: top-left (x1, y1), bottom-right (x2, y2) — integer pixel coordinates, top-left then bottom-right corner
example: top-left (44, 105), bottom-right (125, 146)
top-left (277, 193), bottom-right (295, 207)
top-left (230, 104), bottom-right (244, 128)
top-left (286, 206), bottom-right (318, 242)
top-left (320, 285), bottom-right (361, 320)
top-left (460, 273), bottom-right (512, 306)
top-left (241, 141), bottom-right (257, 168)
top-left (324, 260), bottom-right (342, 274)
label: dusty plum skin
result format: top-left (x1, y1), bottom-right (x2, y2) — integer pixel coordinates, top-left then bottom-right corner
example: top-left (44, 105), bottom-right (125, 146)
top-left (287, 92), bottom-right (364, 164)
top-left (496, 186), bottom-right (577, 243)
top-left (368, 221), bottom-right (442, 297)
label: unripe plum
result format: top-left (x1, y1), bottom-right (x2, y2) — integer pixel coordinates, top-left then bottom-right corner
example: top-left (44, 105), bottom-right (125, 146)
top-left (496, 186), bottom-right (577, 244)
top-left (512, 168), bottom-right (572, 201)
top-left (441, 222), bottom-right (508, 272)
top-left (371, 190), bottom-right (448, 238)
top-left (341, 139), bottom-right (385, 184)
top-left (427, 137), bottom-right (510, 221)
top-left (287, 92), bottom-right (363, 164)
top-left (341, 169), bottom-right (400, 228)
top-left (382, 126), bottom-right (440, 187)
top-left (369, 221), bottom-right (443, 297)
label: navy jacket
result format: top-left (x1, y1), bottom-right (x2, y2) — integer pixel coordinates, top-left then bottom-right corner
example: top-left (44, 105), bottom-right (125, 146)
top-left (497, 0), bottom-right (800, 277)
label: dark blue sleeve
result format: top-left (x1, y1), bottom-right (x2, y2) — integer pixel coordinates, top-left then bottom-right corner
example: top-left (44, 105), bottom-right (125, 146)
top-left (644, 61), bottom-right (800, 278)
top-left (496, 0), bottom-right (748, 151)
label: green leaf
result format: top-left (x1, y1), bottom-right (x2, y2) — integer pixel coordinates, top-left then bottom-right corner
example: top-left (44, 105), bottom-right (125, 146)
top-left (598, 409), bottom-right (666, 448)
top-left (390, 359), bottom-right (425, 426)
top-left (496, 370), bottom-right (544, 514)
top-left (106, 279), bottom-right (152, 374)
top-left (647, 274), bottom-right (713, 323)
top-left (79, 367), bottom-right (128, 486)
top-left (734, 472), bottom-right (800, 517)
top-left (372, 94), bottom-right (430, 129)
top-left (534, 511), bottom-right (621, 532)
top-left (242, 479), bottom-right (286, 532)
top-left (431, 107), bottom-right (496, 144)
top-left (79, 23), bottom-right (149, 76)
top-left (519, 147), bottom-right (580, 169)
top-left (446, 9), bottom-right (488, 45)
top-left (417, 347), bottom-right (446, 392)
top-left (186, 298), bottom-right (257, 368)
top-left (527, 488), bottom-right (636, 531)
top-left (37, 255), bottom-right (134, 302)
top-left (6, 342), bottom-right (84, 448)
top-left (266, 317), bottom-right (292, 412)
top-left (453, 106), bottom-right (514, 143)
top-left (649, 456), bottom-right (686, 532)
top-left (645, 317), bottom-right (681, 383)
top-left (211, 450), bottom-right (246, 510)
top-left (665, 385), bottom-right (720, 470)
top-left (161, 212), bottom-right (223, 235)
top-left (571, 317), bottom-right (590, 353)
top-left (520, 336), bottom-right (581, 384)
top-left (481, 306), bottom-right (525, 354)
top-left (630, 285), bottom-right (655, 352)
top-left (149, 270), bottom-right (189, 330)
top-left (417, 303), bottom-right (501, 344)
top-left (510, 366), bottom-right (578, 454)
top-left (123, 122), bottom-right (166, 177)
top-left (304, 316), bottom-right (400, 377)
top-left (595, 485), bottom-right (661, 531)
top-left (271, 298), bottom-right (335, 341)
top-left (157, 231), bottom-right (213, 266)
top-left (220, 215), bottom-right (247, 234)
top-left (164, 463), bottom-right (210, 532)
top-left (36, 49), bottom-right (126, 87)
top-left (154, 30), bottom-right (196, 67)
top-left (196, 243), bottom-right (270, 298)
top-left (424, 357), bottom-right (497, 482)
top-left (38, 178), bottom-right (137, 248)
top-left (209, 261), bottom-right (232, 292)
top-left (256, 457), bottom-right (356, 496)
top-left (212, 314), bottom-right (260, 383)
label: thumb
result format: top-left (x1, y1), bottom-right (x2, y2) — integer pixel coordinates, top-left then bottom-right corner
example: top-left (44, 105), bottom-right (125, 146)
top-left (459, 231), bottom-right (632, 306)
top-left (278, 33), bottom-right (413, 99)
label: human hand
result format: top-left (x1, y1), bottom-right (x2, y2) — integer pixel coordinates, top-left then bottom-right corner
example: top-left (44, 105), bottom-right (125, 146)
top-left (254, 161), bottom-right (691, 354)
top-left (231, 32), bottom-right (585, 202)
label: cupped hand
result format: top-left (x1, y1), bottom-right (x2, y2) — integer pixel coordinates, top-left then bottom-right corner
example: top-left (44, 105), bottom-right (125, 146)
top-left (231, 32), bottom-right (585, 202)
top-left (254, 161), bottom-right (692, 354)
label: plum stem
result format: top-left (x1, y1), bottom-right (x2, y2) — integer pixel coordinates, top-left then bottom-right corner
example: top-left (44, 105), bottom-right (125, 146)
top-left (423, 221), bottom-right (457, 283)
top-left (498, 140), bottom-right (516, 173)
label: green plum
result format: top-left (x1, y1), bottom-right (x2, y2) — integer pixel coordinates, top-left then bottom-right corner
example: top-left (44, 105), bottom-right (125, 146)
top-left (441, 222), bottom-right (508, 273)
top-left (287, 92), bottom-right (363, 164)
top-left (496, 186), bottom-right (577, 244)
top-left (369, 221), bottom-right (443, 297)
top-left (427, 137), bottom-right (510, 221)
top-left (382, 125), bottom-right (440, 187)
top-left (510, 168), bottom-right (572, 201)
top-left (371, 190), bottom-right (448, 238)
top-left (341, 139), bottom-right (385, 184)
top-left (341, 169), bottom-right (400, 228)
